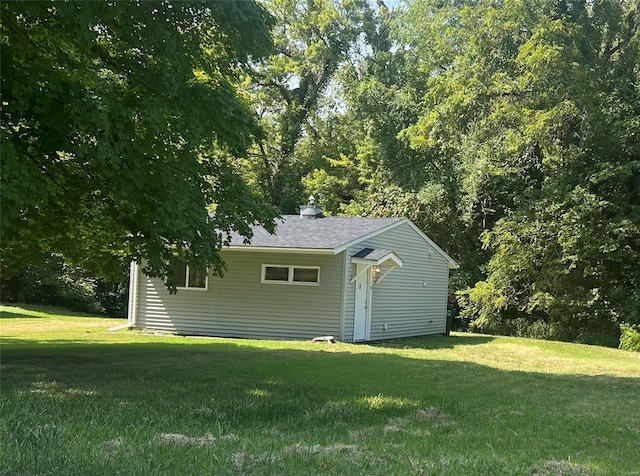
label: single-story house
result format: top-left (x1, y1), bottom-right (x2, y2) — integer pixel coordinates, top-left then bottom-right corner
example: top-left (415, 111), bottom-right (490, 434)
top-left (127, 202), bottom-right (459, 342)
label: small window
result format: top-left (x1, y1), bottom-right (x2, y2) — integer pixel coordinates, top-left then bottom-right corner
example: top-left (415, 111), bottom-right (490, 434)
top-left (293, 267), bottom-right (319, 283)
top-left (261, 265), bottom-right (320, 285)
top-left (264, 266), bottom-right (289, 282)
top-left (172, 258), bottom-right (208, 290)
top-left (188, 266), bottom-right (207, 288)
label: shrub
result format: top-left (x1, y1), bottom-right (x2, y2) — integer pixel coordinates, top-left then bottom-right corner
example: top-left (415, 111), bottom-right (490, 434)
top-left (619, 325), bottom-right (640, 352)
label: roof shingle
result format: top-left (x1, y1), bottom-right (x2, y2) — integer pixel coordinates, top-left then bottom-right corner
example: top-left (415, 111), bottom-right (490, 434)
top-left (228, 215), bottom-right (403, 250)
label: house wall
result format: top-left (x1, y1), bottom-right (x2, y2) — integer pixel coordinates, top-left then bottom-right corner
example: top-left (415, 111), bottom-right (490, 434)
top-left (135, 251), bottom-right (344, 340)
top-left (343, 221), bottom-right (450, 341)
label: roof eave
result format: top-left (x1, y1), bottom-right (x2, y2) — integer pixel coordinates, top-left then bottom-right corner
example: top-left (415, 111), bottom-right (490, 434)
top-left (337, 218), bottom-right (460, 269)
top-left (225, 245), bottom-right (337, 255)
top-left (351, 252), bottom-right (404, 268)
top-left (333, 219), bottom-right (405, 254)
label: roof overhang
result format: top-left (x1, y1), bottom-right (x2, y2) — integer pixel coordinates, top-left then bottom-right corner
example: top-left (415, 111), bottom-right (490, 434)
top-left (350, 248), bottom-right (404, 285)
top-left (225, 246), bottom-right (335, 255)
top-left (350, 249), bottom-right (404, 268)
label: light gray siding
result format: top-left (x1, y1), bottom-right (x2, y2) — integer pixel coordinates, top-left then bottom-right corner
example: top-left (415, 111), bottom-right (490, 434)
top-left (136, 251), bottom-right (344, 340)
top-left (343, 221), bottom-right (450, 341)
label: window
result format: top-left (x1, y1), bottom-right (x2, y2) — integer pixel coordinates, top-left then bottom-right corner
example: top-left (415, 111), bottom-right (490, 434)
top-left (264, 266), bottom-right (289, 282)
top-left (293, 267), bottom-right (319, 283)
top-left (261, 265), bottom-right (320, 285)
top-left (172, 258), bottom-right (208, 290)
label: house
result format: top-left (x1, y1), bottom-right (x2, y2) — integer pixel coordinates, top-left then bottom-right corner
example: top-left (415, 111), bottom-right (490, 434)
top-left (127, 201), bottom-right (459, 342)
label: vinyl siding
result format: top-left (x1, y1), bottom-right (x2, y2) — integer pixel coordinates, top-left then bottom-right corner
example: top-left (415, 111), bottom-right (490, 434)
top-left (343, 221), bottom-right (450, 341)
top-left (136, 251), bottom-right (344, 340)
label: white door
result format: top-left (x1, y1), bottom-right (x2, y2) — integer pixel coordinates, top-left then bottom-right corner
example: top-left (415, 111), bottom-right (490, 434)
top-left (354, 264), bottom-right (371, 341)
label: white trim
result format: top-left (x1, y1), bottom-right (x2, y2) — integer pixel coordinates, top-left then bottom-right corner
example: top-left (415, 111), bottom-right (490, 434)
top-left (350, 251), bottom-right (404, 268)
top-left (260, 264), bottom-right (320, 286)
top-left (334, 220), bottom-right (405, 255)
top-left (366, 271), bottom-right (373, 341)
top-left (339, 219), bottom-right (459, 269)
top-left (350, 264), bottom-right (371, 284)
top-left (374, 266), bottom-right (396, 284)
top-left (403, 220), bottom-right (460, 269)
top-left (175, 262), bottom-right (209, 291)
top-left (339, 250), bottom-right (348, 341)
top-left (226, 246), bottom-right (335, 255)
top-left (127, 261), bottom-right (139, 326)
top-left (350, 251), bottom-right (403, 286)
top-left (353, 263), bottom-right (372, 341)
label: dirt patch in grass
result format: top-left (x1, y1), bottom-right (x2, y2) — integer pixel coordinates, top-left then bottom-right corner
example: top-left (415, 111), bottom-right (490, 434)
top-left (231, 453), bottom-right (250, 468)
top-left (533, 460), bottom-right (593, 475)
top-left (416, 407), bottom-right (439, 419)
top-left (103, 437), bottom-right (124, 456)
top-left (156, 433), bottom-right (237, 447)
top-left (416, 407), bottom-right (453, 427)
top-left (194, 406), bottom-right (213, 417)
top-left (285, 442), bottom-right (362, 455)
top-left (352, 410), bottom-right (449, 437)
top-left (384, 417), bottom-right (407, 433)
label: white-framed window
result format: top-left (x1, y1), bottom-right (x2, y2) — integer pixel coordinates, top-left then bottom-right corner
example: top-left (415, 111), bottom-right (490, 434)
top-left (261, 265), bottom-right (320, 285)
top-left (172, 258), bottom-right (208, 290)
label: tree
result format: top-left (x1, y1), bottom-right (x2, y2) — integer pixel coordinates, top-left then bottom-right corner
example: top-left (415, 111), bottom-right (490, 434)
top-left (239, 0), bottom-right (376, 213)
top-left (399, 0), bottom-right (640, 342)
top-left (1, 1), bottom-right (278, 287)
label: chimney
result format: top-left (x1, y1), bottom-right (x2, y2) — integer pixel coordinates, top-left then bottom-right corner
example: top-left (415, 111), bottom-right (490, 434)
top-left (299, 195), bottom-right (323, 219)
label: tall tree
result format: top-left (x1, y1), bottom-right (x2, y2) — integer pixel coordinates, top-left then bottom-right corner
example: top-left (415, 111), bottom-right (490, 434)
top-left (1, 1), bottom-right (278, 287)
top-left (399, 0), bottom-right (640, 342)
top-left (307, 0), bottom-right (471, 267)
top-left (240, 0), bottom-right (376, 213)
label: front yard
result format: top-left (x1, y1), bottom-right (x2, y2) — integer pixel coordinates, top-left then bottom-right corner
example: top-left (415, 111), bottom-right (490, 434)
top-left (1, 304), bottom-right (639, 475)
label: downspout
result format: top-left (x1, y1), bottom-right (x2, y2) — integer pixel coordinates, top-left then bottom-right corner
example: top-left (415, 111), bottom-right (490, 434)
top-left (339, 250), bottom-right (348, 341)
top-left (109, 261), bottom-right (139, 332)
top-left (127, 260), bottom-right (139, 328)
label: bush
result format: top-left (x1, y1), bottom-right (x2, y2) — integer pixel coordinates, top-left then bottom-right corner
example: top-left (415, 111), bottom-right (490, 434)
top-left (619, 325), bottom-right (640, 352)
top-left (465, 312), bottom-right (622, 348)
top-left (1, 254), bottom-right (128, 316)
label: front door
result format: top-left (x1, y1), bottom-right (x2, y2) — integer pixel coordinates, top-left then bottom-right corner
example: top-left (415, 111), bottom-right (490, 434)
top-left (354, 264), bottom-right (371, 341)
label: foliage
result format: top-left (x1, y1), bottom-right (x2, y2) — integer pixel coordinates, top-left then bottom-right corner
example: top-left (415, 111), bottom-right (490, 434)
top-left (239, 0), bottom-right (378, 213)
top-left (620, 324), bottom-right (640, 352)
top-left (397, 0), bottom-right (640, 345)
top-left (2, 0), bottom-right (638, 345)
top-left (0, 255), bottom-right (128, 316)
top-left (1, 1), bottom-right (278, 288)
top-left (296, 0), bottom-right (639, 346)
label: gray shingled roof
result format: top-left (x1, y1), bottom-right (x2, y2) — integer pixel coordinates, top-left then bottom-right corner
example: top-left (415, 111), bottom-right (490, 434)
top-left (228, 216), bottom-right (403, 250)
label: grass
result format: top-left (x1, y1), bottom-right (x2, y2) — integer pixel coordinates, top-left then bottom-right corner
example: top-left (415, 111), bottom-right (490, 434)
top-left (1, 304), bottom-right (639, 475)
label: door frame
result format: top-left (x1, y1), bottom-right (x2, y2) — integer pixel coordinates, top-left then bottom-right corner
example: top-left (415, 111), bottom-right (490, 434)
top-left (353, 264), bottom-right (372, 341)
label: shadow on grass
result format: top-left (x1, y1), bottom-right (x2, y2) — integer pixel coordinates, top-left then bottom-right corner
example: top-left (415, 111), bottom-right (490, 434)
top-left (0, 302), bottom-right (113, 319)
top-left (368, 334), bottom-right (495, 350)
top-left (2, 338), bottom-right (640, 474)
top-left (0, 302), bottom-right (122, 319)
top-left (0, 310), bottom-right (50, 319)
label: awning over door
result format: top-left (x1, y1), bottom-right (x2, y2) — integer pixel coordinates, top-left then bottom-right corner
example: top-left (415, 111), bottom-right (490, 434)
top-left (350, 248), bottom-right (404, 284)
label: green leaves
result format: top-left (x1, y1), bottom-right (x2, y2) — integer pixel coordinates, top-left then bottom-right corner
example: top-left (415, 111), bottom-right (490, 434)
top-left (395, 0), bottom-right (640, 342)
top-left (239, 0), bottom-right (376, 212)
top-left (1, 1), bottom-right (278, 285)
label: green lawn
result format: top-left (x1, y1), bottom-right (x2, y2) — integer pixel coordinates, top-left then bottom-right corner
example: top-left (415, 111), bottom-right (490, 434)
top-left (1, 304), bottom-right (639, 475)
